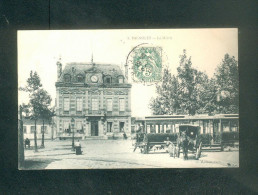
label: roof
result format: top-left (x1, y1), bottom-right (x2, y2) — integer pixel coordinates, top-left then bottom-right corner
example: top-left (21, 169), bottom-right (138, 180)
top-left (22, 118), bottom-right (52, 125)
top-left (58, 62), bottom-right (124, 82)
top-left (143, 114), bottom-right (239, 121)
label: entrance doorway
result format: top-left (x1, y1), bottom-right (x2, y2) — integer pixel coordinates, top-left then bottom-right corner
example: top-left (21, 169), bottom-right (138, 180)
top-left (91, 121), bottom-right (99, 136)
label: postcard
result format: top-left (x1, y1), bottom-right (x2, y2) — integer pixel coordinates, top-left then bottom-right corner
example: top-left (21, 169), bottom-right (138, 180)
top-left (18, 29), bottom-right (239, 169)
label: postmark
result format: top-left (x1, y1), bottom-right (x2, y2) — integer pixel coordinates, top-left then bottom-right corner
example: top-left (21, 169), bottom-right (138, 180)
top-left (126, 44), bottom-right (163, 84)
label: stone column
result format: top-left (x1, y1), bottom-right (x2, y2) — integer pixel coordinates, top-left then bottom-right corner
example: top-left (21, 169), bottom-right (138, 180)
top-left (98, 121), bottom-right (103, 136)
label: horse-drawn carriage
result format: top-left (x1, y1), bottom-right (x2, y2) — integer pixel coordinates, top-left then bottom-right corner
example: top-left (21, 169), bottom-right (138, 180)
top-left (133, 132), bottom-right (178, 154)
top-left (176, 125), bottom-right (202, 160)
top-left (133, 124), bottom-right (202, 160)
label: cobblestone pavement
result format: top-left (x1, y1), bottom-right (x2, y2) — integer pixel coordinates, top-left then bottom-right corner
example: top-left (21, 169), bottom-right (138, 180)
top-left (23, 139), bottom-right (239, 169)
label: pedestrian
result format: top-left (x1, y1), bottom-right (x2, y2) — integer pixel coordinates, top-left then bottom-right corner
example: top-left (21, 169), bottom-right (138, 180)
top-left (123, 132), bottom-right (127, 139)
top-left (25, 138), bottom-right (30, 149)
top-left (74, 139), bottom-right (82, 155)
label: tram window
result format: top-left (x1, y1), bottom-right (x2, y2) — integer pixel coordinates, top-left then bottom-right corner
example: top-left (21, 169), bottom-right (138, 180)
top-left (231, 121), bottom-right (238, 132)
top-left (222, 122), bottom-right (230, 132)
top-left (155, 125), bottom-right (159, 133)
top-left (147, 125), bottom-right (150, 133)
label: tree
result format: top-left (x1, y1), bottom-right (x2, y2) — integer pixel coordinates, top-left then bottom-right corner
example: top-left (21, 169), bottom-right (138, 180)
top-left (150, 49), bottom-right (215, 115)
top-left (196, 77), bottom-right (218, 115)
top-left (214, 54), bottom-right (239, 113)
top-left (20, 103), bottom-right (30, 117)
top-left (176, 50), bottom-right (213, 115)
top-left (19, 71), bottom-right (48, 152)
top-left (40, 105), bottom-right (54, 147)
top-left (30, 88), bottom-right (52, 149)
top-left (149, 67), bottom-right (180, 115)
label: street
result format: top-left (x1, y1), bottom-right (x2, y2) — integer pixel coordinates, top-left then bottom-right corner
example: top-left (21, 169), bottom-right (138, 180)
top-left (23, 139), bottom-right (239, 169)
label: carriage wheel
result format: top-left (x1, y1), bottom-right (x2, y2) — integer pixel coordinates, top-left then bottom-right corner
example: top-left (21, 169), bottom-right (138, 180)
top-left (195, 142), bottom-right (202, 160)
top-left (198, 142), bottom-right (202, 158)
top-left (177, 146), bottom-right (180, 158)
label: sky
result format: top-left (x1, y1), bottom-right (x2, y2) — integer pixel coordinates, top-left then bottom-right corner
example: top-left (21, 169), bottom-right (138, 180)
top-left (18, 29), bottom-right (238, 117)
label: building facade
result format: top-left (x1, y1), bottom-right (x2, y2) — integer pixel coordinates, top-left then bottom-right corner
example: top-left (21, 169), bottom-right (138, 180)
top-left (22, 117), bottom-right (56, 140)
top-left (55, 60), bottom-right (132, 138)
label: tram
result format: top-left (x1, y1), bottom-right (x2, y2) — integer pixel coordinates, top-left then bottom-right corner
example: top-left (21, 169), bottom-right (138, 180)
top-left (133, 114), bottom-right (239, 150)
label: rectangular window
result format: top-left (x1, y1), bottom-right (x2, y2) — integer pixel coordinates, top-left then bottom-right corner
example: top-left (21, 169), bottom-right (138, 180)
top-left (76, 121), bottom-right (82, 131)
top-left (92, 98), bottom-right (99, 111)
top-left (30, 126), bottom-right (35, 133)
top-left (168, 124), bottom-right (171, 132)
top-left (147, 125), bottom-right (150, 133)
top-left (23, 126), bottom-right (27, 133)
top-left (203, 120), bottom-right (207, 134)
top-left (107, 122), bottom-right (113, 132)
top-left (64, 121), bottom-right (70, 133)
top-left (41, 126), bottom-right (48, 134)
top-left (119, 122), bottom-right (125, 132)
top-left (76, 97), bottom-right (82, 111)
top-left (222, 121), bottom-right (230, 132)
top-left (64, 98), bottom-right (70, 111)
top-left (106, 98), bottom-right (113, 111)
top-left (164, 125), bottom-right (167, 133)
top-left (119, 98), bottom-right (125, 111)
top-left (230, 120), bottom-right (238, 132)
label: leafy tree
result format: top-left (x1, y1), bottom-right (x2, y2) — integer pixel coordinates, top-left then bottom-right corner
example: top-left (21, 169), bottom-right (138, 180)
top-left (150, 49), bottom-right (217, 115)
top-left (214, 54), bottom-right (239, 113)
top-left (19, 71), bottom-right (42, 92)
top-left (20, 103), bottom-right (30, 117)
top-left (30, 88), bottom-right (52, 149)
top-left (149, 67), bottom-right (180, 114)
top-left (19, 71), bottom-right (50, 152)
top-left (176, 50), bottom-right (213, 115)
top-left (196, 77), bottom-right (218, 114)
top-left (40, 105), bottom-right (55, 147)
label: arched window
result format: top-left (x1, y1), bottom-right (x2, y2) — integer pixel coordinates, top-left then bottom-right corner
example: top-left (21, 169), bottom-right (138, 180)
top-left (77, 74), bottom-right (84, 82)
top-left (118, 76), bottom-right (124, 84)
top-left (64, 74), bottom-right (71, 82)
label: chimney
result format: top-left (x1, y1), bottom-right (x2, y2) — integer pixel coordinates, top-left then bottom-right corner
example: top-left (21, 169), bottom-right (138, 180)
top-left (56, 57), bottom-right (62, 79)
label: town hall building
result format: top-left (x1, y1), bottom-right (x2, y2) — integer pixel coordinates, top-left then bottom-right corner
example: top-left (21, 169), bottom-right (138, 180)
top-left (55, 58), bottom-right (132, 139)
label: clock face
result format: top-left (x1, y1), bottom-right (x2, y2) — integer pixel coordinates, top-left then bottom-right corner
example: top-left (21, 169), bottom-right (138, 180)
top-left (91, 75), bottom-right (98, 83)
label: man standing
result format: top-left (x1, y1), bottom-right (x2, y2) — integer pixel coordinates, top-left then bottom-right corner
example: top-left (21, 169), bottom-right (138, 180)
top-left (74, 139), bottom-right (82, 155)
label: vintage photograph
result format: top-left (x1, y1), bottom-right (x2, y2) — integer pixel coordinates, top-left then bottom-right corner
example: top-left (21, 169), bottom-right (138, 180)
top-left (18, 29), bottom-right (239, 169)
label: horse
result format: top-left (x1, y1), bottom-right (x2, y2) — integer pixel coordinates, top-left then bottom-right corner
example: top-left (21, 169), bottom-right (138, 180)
top-left (177, 131), bottom-right (190, 160)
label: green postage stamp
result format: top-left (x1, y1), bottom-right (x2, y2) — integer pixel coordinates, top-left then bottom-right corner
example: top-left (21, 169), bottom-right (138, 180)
top-left (131, 46), bottom-right (162, 83)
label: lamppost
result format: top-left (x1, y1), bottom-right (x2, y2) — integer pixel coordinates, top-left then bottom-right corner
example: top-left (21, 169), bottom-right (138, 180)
top-left (71, 118), bottom-right (75, 151)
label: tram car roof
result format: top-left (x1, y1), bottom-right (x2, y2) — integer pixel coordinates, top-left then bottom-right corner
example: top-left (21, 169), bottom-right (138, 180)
top-left (141, 114), bottom-right (239, 121)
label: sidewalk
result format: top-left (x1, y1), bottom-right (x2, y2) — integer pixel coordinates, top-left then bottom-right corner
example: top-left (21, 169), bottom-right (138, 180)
top-left (23, 139), bottom-right (239, 169)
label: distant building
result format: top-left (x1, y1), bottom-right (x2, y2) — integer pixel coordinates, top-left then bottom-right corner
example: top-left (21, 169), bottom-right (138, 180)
top-left (55, 59), bottom-right (132, 139)
top-left (22, 117), bottom-right (56, 140)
